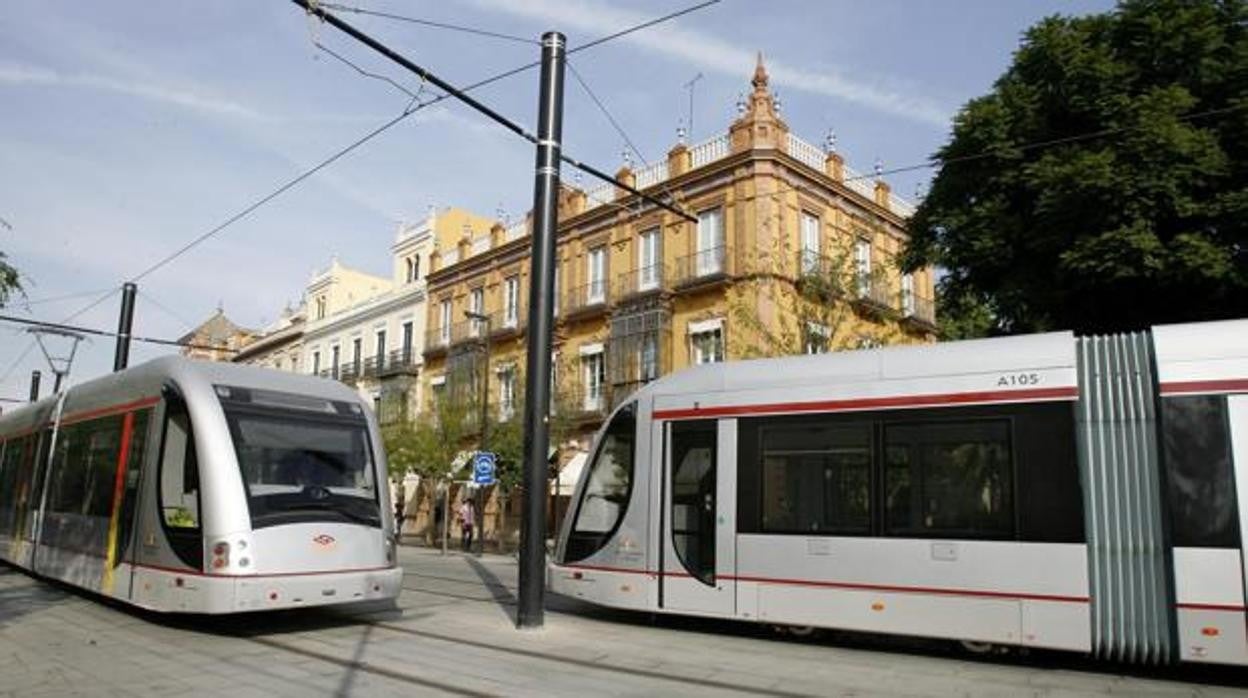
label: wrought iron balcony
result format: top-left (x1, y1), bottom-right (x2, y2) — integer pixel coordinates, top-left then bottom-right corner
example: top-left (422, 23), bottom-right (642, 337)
top-left (561, 280), bottom-right (610, 319)
top-left (795, 251), bottom-right (850, 300)
top-left (673, 245), bottom-right (731, 289)
top-left (852, 276), bottom-right (896, 316)
top-left (562, 384), bottom-right (609, 420)
top-left (901, 294), bottom-right (937, 332)
top-left (614, 263), bottom-right (667, 301)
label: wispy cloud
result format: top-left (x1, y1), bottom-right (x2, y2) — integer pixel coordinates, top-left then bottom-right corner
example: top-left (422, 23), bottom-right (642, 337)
top-left (0, 60), bottom-right (270, 121)
top-left (468, 0), bottom-right (950, 127)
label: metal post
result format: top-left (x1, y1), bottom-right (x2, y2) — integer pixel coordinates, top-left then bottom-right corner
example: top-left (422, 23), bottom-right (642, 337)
top-left (113, 282), bottom-right (137, 371)
top-left (441, 481), bottom-right (450, 556)
top-left (29, 370), bottom-right (41, 403)
top-left (477, 317), bottom-right (490, 557)
top-left (517, 30), bottom-right (565, 630)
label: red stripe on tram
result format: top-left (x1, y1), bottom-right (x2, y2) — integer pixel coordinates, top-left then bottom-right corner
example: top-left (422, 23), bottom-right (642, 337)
top-left (555, 564), bottom-right (1090, 604)
top-left (1159, 379), bottom-right (1248, 396)
top-left (1176, 602), bottom-right (1247, 612)
top-left (653, 386), bottom-right (1078, 421)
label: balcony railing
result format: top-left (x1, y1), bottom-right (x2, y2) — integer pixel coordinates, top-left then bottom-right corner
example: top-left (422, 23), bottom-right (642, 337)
top-left (854, 277), bottom-right (895, 315)
top-left (795, 251), bottom-right (850, 299)
top-left (901, 294), bottom-right (937, 331)
top-left (614, 263), bottom-right (667, 300)
top-left (486, 305), bottom-right (526, 336)
top-left (673, 245), bottom-right (731, 288)
top-left (424, 326), bottom-right (450, 353)
top-left (562, 384), bottom-right (608, 419)
top-left (562, 280), bottom-right (610, 318)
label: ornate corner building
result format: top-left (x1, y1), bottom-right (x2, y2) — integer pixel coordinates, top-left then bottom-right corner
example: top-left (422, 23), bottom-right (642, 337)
top-left (420, 57), bottom-right (938, 450)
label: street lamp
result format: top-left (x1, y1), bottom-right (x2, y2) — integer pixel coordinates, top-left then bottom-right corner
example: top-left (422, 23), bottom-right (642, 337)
top-left (464, 309), bottom-right (490, 556)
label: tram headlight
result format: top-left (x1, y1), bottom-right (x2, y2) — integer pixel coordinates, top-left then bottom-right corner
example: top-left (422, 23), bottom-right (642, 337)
top-left (210, 541), bottom-right (231, 570)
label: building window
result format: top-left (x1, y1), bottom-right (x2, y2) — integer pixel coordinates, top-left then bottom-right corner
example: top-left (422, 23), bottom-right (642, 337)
top-left (504, 276), bottom-right (519, 328)
top-left (884, 420), bottom-right (1014, 538)
top-left (690, 323), bottom-right (723, 365)
top-left (854, 237), bottom-right (872, 295)
top-left (312, 351), bottom-right (321, 375)
top-left (638, 228), bottom-right (661, 290)
top-left (804, 322), bottom-right (829, 355)
top-left (331, 345), bottom-right (340, 379)
top-left (351, 337), bottom-right (362, 374)
top-left (800, 212), bottom-right (821, 273)
top-left (401, 321), bottom-right (413, 362)
top-left (696, 208), bottom-right (724, 276)
top-left (641, 333), bottom-right (659, 381)
top-left (404, 258), bottom-right (414, 283)
top-left (498, 366), bottom-right (516, 420)
top-left (587, 247), bottom-right (607, 303)
top-left (901, 273), bottom-right (915, 316)
top-left (582, 350), bottom-right (605, 411)
top-left (439, 299), bottom-right (451, 344)
top-left (290, 355), bottom-right (298, 373)
top-left (405, 256), bottom-right (420, 283)
top-left (376, 329), bottom-right (387, 366)
top-left (469, 287), bottom-right (484, 336)
top-left (315, 296), bottom-right (327, 320)
top-left (552, 264), bottom-right (560, 316)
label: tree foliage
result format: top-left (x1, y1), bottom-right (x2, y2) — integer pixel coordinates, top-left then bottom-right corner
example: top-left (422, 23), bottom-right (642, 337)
top-left (0, 250), bottom-right (20, 307)
top-left (904, 0), bottom-right (1248, 335)
top-left (728, 193), bottom-right (900, 355)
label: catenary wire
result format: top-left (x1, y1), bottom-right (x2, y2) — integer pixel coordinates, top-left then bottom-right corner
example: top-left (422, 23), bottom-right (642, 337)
top-left (135, 289), bottom-right (199, 332)
top-left (0, 0), bottom-right (725, 392)
top-left (0, 314), bottom-right (238, 354)
top-left (318, 3), bottom-right (539, 45)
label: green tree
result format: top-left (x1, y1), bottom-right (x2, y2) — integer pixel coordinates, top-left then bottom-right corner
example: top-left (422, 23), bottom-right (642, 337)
top-left (904, 0), bottom-right (1248, 335)
top-left (0, 250), bottom-right (20, 307)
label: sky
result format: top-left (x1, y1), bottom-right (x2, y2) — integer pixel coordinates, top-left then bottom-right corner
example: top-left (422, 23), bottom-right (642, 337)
top-left (0, 0), bottom-right (1115, 403)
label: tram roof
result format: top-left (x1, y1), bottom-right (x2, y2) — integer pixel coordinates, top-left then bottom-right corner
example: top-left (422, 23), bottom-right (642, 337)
top-left (634, 330), bottom-right (1078, 401)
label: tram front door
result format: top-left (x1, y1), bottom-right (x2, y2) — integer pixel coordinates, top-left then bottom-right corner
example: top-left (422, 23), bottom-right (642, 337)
top-left (660, 418), bottom-right (736, 616)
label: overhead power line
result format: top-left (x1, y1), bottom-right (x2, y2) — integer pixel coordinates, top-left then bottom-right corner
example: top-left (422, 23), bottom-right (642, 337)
top-left (319, 3), bottom-right (539, 45)
top-left (0, 286), bottom-right (122, 385)
top-left (0, 314), bottom-right (237, 354)
top-left (297, 0), bottom-right (706, 222)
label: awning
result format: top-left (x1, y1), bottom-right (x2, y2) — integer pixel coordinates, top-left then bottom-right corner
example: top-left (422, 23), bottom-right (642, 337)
top-left (551, 451), bottom-right (588, 496)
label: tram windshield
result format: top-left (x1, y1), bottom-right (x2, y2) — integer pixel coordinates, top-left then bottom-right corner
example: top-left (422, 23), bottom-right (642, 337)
top-left (223, 402), bottom-right (380, 529)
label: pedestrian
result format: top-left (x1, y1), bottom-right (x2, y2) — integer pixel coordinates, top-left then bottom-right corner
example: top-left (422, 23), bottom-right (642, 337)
top-left (393, 485), bottom-right (406, 544)
top-left (458, 497), bottom-right (475, 552)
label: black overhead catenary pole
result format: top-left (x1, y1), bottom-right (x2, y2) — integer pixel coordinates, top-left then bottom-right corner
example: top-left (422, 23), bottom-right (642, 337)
top-left (29, 370), bottom-right (41, 402)
top-left (517, 31), bottom-right (565, 630)
top-left (113, 282), bottom-right (137, 371)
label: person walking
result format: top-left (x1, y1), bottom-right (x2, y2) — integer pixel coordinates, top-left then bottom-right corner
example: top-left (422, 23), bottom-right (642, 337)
top-left (458, 497), bottom-right (475, 552)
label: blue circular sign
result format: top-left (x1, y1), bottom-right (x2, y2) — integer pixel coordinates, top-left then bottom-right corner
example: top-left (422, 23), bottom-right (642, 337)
top-left (473, 451), bottom-right (496, 485)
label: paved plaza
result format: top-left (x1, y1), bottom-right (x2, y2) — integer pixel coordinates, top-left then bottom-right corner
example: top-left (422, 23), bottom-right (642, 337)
top-left (0, 546), bottom-right (1244, 697)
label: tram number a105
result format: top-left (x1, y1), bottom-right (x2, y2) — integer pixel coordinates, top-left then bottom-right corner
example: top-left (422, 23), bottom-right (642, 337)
top-left (997, 372), bottom-right (1040, 387)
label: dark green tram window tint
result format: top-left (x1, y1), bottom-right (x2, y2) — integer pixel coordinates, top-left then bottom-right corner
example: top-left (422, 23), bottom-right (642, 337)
top-left (885, 420), bottom-right (1014, 538)
top-left (48, 416), bottom-right (125, 517)
top-left (1161, 396), bottom-right (1238, 548)
top-left (760, 422), bottom-right (870, 534)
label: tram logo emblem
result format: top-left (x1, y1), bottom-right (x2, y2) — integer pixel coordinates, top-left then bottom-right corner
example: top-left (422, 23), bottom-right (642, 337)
top-left (312, 534), bottom-right (336, 548)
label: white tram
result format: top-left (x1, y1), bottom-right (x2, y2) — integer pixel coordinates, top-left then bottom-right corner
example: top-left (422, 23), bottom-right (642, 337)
top-left (552, 319), bottom-right (1248, 665)
top-left (0, 357), bottom-right (402, 613)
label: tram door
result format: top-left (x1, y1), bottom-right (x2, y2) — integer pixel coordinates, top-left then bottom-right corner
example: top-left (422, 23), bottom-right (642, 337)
top-left (661, 418), bottom-right (736, 616)
top-left (1230, 396), bottom-right (1248, 606)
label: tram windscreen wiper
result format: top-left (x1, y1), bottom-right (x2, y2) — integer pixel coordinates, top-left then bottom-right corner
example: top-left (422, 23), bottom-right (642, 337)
top-left (268, 490), bottom-right (381, 526)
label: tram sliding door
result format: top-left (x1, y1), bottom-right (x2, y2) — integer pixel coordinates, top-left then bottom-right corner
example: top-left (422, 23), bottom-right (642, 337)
top-left (661, 418), bottom-right (735, 616)
top-left (1232, 396), bottom-right (1248, 647)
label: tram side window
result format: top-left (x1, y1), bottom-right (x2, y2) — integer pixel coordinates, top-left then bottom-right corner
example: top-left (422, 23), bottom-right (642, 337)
top-left (760, 422), bottom-right (870, 534)
top-left (884, 420), bottom-right (1013, 538)
top-left (564, 402), bottom-right (636, 563)
top-left (160, 402), bottom-right (200, 530)
top-left (1162, 396), bottom-right (1238, 548)
top-left (47, 417), bottom-right (124, 518)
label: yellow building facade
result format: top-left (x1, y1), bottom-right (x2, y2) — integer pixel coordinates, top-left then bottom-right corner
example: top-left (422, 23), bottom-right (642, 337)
top-left (421, 58), bottom-right (937, 448)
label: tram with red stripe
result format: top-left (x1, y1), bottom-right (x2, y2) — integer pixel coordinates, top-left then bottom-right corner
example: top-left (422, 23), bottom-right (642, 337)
top-left (0, 357), bottom-right (401, 613)
top-left (551, 319), bottom-right (1248, 665)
